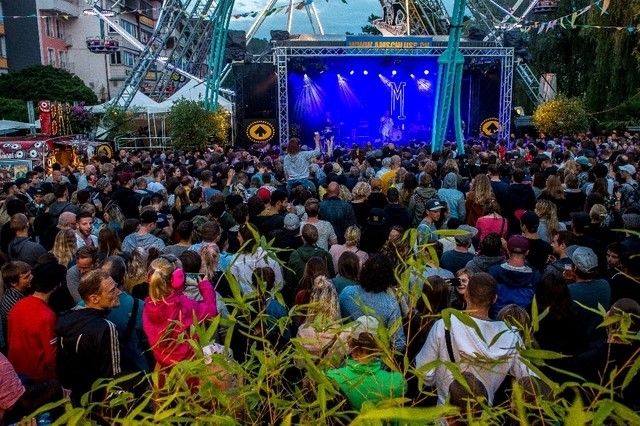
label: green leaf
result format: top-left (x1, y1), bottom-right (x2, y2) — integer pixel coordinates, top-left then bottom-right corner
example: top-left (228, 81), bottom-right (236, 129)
top-left (351, 406), bottom-right (458, 424)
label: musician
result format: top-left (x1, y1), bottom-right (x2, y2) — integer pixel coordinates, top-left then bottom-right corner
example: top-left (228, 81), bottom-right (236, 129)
top-left (380, 110), bottom-right (394, 140)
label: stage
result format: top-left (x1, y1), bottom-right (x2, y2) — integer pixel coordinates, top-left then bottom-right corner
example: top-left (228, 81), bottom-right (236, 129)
top-left (273, 36), bottom-right (514, 147)
top-left (232, 36), bottom-right (514, 148)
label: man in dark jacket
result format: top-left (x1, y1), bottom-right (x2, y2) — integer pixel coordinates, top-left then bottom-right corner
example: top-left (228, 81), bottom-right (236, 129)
top-left (56, 269), bottom-right (122, 406)
top-left (384, 188), bottom-right (411, 229)
top-left (319, 182), bottom-right (357, 244)
top-left (7, 213), bottom-right (46, 267)
top-left (488, 235), bottom-right (541, 317)
top-left (506, 169), bottom-right (536, 233)
top-left (110, 172), bottom-right (141, 219)
top-left (286, 224), bottom-right (335, 304)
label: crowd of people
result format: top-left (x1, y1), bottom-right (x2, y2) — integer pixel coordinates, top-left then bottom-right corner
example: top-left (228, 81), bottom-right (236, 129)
top-left (0, 132), bottom-right (639, 422)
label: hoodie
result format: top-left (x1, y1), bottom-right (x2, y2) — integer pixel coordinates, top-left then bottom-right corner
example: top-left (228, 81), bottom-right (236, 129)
top-left (465, 255), bottom-right (505, 274)
top-left (437, 173), bottom-right (466, 220)
top-left (415, 315), bottom-right (534, 405)
top-left (142, 280), bottom-right (217, 368)
top-left (488, 262), bottom-right (541, 316)
top-left (122, 232), bottom-right (165, 254)
top-left (408, 187), bottom-right (438, 226)
top-left (56, 308), bottom-right (121, 405)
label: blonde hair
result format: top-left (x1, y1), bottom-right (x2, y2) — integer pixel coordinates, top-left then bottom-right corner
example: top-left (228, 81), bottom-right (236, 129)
top-left (543, 175), bottom-right (565, 199)
top-left (497, 304), bottom-right (531, 333)
top-left (535, 199), bottom-right (561, 236)
top-left (51, 229), bottom-right (77, 267)
top-left (471, 174), bottom-right (494, 205)
top-left (344, 226), bottom-right (361, 247)
top-left (200, 244), bottom-right (220, 278)
top-left (124, 248), bottom-right (148, 292)
top-left (147, 257), bottom-right (176, 301)
top-left (305, 276), bottom-right (340, 323)
top-left (352, 182), bottom-right (371, 200)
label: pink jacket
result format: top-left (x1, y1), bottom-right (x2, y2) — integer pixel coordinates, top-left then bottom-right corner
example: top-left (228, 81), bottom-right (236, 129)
top-left (143, 280), bottom-right (217, 368)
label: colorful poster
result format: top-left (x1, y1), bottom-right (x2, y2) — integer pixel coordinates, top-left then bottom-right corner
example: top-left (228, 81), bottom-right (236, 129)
top-left (0, 160), bottom-right (33, 180)
top-left (39, 100), bottom-right (52, 136)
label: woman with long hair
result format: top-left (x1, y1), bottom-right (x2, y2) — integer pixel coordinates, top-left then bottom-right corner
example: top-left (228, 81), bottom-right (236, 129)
top-left (143, 256), bottom-right (217, 373)
top-left (297, 276), bottom-right (350, 366)
top-left (561, 173), bottom-right (586, 221)
top-left (475, 198), bottom-right (508, 242)
top-left (399, 172), bottom-right (418, 207)
top-left (465, 174), bottom-right (495, 226)
top-left (333, 251), bottom-right (361, 294)
top-left (296, 256), bottom-right (331, 306)
top-left (125, 247), bottom-right (149, 297)
top-left (535, 199), bottom-right (566, 243)
top-left (103, 202), bottom-right (126, 236)
top-left (97, 227), bottom-right (122, 262)
top-left (51, 229), bottom-right (76, 267)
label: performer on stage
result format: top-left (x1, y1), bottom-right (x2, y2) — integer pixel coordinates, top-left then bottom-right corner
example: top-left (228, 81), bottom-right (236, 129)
top-left (379, 110), bottom-right (394, 141)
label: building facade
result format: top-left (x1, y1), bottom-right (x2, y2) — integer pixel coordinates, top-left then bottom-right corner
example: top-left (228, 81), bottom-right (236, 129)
top-left (0, 0), bottom-right (162, 101)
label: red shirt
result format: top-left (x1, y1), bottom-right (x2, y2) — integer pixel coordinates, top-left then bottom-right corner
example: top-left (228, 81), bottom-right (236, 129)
top-left (7, 296), bottom-right (57, 381)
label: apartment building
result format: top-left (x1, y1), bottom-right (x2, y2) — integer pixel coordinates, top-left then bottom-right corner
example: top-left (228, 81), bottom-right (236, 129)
top-left (0, 0), bottom-right (162, 101)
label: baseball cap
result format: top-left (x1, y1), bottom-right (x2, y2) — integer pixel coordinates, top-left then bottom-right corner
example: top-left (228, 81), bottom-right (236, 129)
top-left (426, 199), bottom-right (445, 211)
top-left (576, 156), bottom-right (591, 167)
top-left (34, 188), bottom-right (44, 196)
top-left (118, 171), bottom-right (135, 185)
top-left (140, 210), bottom-right (158, 224)
top-left (256, 187), bottom-right (271, 204)
top-left (351, 315), bottom-right (380, 340)
top-left (507, 235), bottom-right (529, 254)
top-left (57, 211), bottom-right (76, 228)
top-left (454, 224), bottom-right (478, 245)
top-left (283, 213), bottom-right (301, 232)
top-left (367, 208), bottom-right (387, 225)
top-left (570, 246), bottom-right (598, 274)
top-left (520, 211), bottom-right (540, 230)
top-left (619, 164), bottom-right (636, 175)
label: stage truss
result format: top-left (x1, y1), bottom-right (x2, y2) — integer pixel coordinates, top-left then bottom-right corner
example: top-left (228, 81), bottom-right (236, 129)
top-left (273, 41), bottom-right (514, 147)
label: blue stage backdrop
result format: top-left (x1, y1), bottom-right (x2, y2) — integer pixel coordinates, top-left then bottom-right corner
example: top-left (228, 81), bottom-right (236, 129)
top-left (287, 56), bottom-right (478, 147)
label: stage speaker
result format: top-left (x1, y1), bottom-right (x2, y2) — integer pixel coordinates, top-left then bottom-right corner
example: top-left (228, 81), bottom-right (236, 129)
top-left (226, 30), bottom-right (247, 63)
top-left (271, 30), bottom-right (290, 41)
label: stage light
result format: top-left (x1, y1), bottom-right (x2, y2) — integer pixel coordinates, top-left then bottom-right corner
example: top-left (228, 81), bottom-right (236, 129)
top-left (349, 70), bottom-right (355, 75)
top-left (392, 70), bottom-right (397, 76)
top-left (304, 73), bottom-right (309, 79)
top-left (363, 70), bottom-right (368, 75)
top-left (410, 73), bottom-right (415, 79)
top-left (417, 78), bottom-right (432, 93)
top-left (423, 70), bottom-right (430, 75)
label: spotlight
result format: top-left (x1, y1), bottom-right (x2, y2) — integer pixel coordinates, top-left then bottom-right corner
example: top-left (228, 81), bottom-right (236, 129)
top-left (423, 70), bottom-right (430, 75)
top-left (349, 70), bottom-right (355, 75)
top-left (363, 70), bottom-right (368, 75)
top-left (304, 73), bottom-right (308, 79)
top-left (392, 70), bottom-right (397, 76)
top-left (410, 73), bottom-right (415, 79)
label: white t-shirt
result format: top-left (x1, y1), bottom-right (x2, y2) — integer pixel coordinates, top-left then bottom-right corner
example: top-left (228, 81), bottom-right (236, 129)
top-left (415, 315), bottom-right (534, 405)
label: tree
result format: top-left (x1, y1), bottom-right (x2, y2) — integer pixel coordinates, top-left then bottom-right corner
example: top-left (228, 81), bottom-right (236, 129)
top-left (361, 14), bottom-right (382, 35)
top-left (167, 99), bottom-right (227, 149)
top-left (532, 96), bottom-right (590, 136)
top-left (0, 65), bottom-right (97, 104)
top-left (102, 106), bottom-right (139, 140)
top-left (0, 97), bottom-right (28, 122)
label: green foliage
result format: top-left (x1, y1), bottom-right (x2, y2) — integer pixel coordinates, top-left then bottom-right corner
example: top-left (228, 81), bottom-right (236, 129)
top-left (167, 99), bottom-right (227, 149)
top-left (361, 14), bottom-right (382, 35)
top-left (533, 95), bottom-right (590, 136)
top-left (26, 226), bottom-right (640, 424)
top-left (0, 65), bottom-right (97, 104)
top-left (0, 97), bottom-right (28, 122)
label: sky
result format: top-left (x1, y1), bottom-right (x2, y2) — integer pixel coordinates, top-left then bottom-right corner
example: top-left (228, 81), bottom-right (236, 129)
top-left (229, 0), bottom-right (455, 40)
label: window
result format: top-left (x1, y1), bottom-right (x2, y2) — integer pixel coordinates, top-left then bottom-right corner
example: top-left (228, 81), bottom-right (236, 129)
top-left (56, 19), bottom-right (64, 39)
top-left (110, 51), bottom-right (122, 65)
top-left (121, 20), bottom-right (138, 38)
top-left (123, 51), bottom-right (138, 67)
top-left (59, 51), bottom-right (67, 68)
top-left (45, 17), bottom-right (54, 37)
top-left (47, 48), bottom-right (56, 66)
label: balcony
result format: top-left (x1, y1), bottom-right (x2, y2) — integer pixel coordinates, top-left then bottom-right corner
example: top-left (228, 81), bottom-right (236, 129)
top-left (38, 0), bottom-right (79, 18)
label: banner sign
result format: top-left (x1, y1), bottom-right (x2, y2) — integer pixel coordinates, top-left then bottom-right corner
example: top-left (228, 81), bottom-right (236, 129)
top-left (345, 36), bottom-right (434, 49)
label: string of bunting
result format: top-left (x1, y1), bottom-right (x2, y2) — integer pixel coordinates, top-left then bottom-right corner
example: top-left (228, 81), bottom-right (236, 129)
top-left (0, 1), bottom-right (313, 21)
top-left (512, 0), bottom-right (638, 34)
